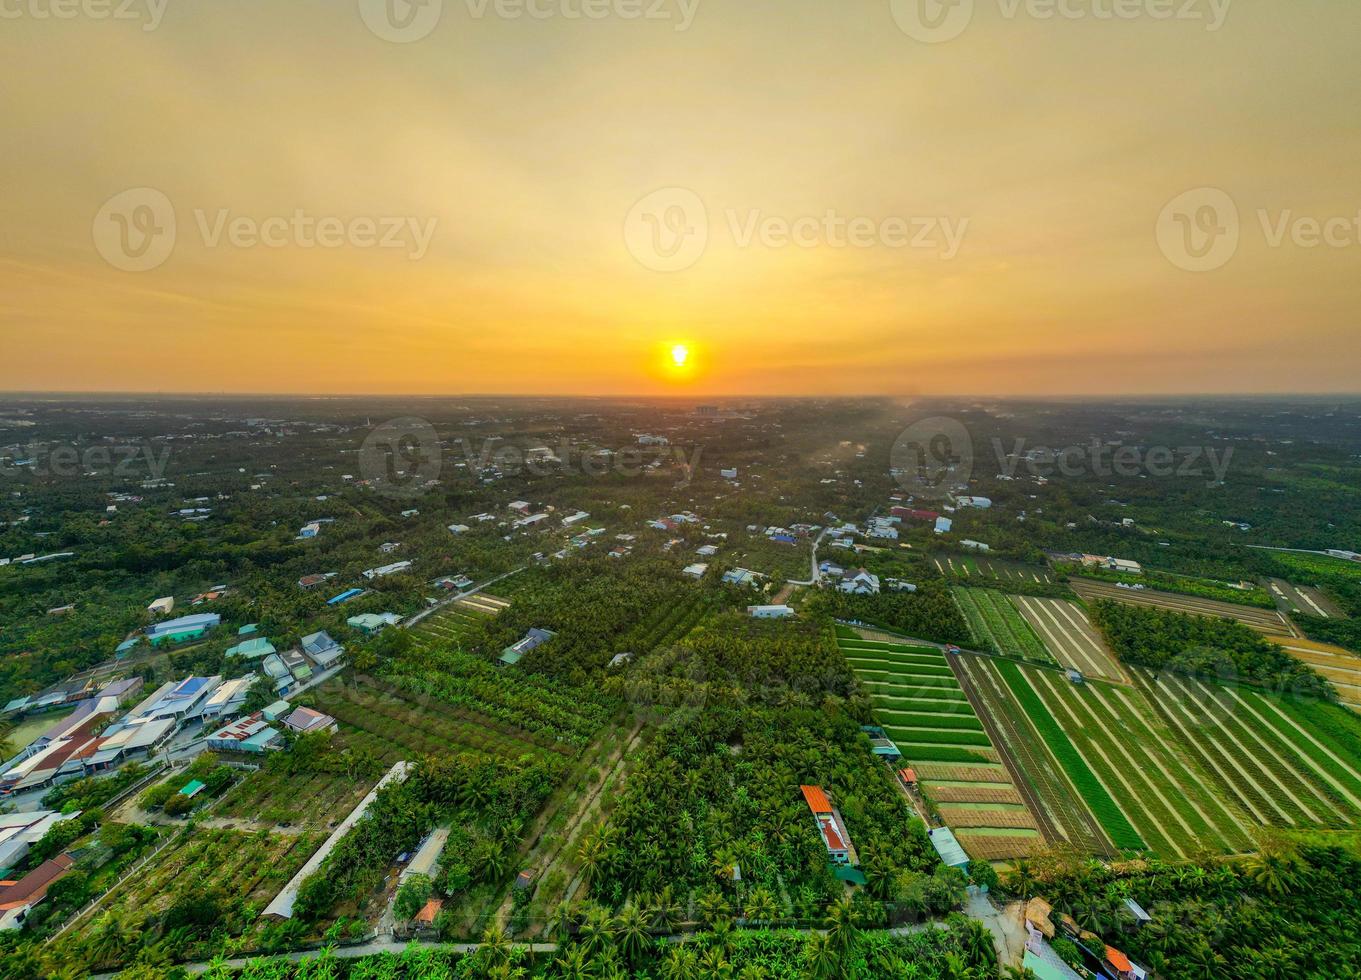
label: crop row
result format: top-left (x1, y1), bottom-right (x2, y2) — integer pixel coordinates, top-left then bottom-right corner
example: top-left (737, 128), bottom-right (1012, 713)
top-left (954, 588), bottom-right (1053, 664)
top-left (994, 660), bottom-right (1145, 851)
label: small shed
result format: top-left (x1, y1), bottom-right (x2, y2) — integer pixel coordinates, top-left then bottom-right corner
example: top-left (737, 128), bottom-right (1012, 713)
top-left (179, 779), bottom-right (206, 799)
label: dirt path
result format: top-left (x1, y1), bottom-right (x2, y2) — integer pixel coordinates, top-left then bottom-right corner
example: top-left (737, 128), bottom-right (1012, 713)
top-left (493, 724), bottom-right (643, 932)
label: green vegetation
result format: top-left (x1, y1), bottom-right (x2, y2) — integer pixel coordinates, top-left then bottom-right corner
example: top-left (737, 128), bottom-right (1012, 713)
top-left (952, 586), bottom-right (1055, 664)
top-left (809, 581), bottom-right (972, 646)
top-left (1054, 562), bottom-right (1275, 608)
top-left (994, 659), bottom-right (1144, 852)
top-left (1013, 839), bottom-right (1361, 980)
top-left (1092, 599), bottom-right (1333, 699)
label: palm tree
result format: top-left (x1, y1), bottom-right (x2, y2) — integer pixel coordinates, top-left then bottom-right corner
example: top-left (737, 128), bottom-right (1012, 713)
top-left (698, 945), bottom-right (734, 979)
top-left (659, 944), bottom-right (698, 980)
top-left (479, 924), bottom-right (513, 969)
top-left (548, 901), bottom-right (577, 942)
top-left (823, 895), bottom-right (859, 952)
top-left (697, 890), bottom-right (730, 929)
top-left (649, 885), bottom-right (682, 933)
top-left (576, 903), bottom-right (615, 957)
top-left (802, 933), bottom-right (839, 979)
top-left (612, 900), bottom-right (652, 965)
top-left (742, 887), bottom-right (779, 928)
top-left (84, 909), bottom-right (138, 969)
top-left (552, 945), bottom-right (596, 980)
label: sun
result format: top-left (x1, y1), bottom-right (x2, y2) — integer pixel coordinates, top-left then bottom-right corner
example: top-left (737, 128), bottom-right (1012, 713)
top-left (671, 344), bottom-right (690, 367)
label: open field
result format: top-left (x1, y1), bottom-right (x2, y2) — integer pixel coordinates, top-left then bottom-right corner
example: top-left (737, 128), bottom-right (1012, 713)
top-left (213, 767), bottom-right (374, 830)
top-left (71, 827), bottom-right (323, 946)
top-left (1269, 578), bottom-right (1348, 619)
top-left (1004, 662), bottom-right (1254, 858)
top-left (933, 555), bottom-right (1054, 585)
top-left (1070, 577), bottom-right (1296, 637)
top-left (1136, 671), bottom-right (1361, 832)
top-left (1011, 595), bottom-right (1126, 682)
top-left (839, 628), bottom-right (1039, 858)
top-left (954, 655), bottom-right (1115, 857)
top-left (952, 587), bottom-right (1055, 665)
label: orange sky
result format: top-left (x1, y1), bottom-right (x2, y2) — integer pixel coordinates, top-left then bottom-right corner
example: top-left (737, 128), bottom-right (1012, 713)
top-left (2, 2), bottom-right (1359, 396)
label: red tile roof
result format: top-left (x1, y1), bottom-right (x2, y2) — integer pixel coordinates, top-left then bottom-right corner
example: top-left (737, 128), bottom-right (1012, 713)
top-left (1105, 946), bottom-right (1132, 973)
top-left (416, 898), bottom-right (443, 925)
top-left (800, 785), bottom-right (832, 814)
top-left (817, 814), bottom-right (846, 852)
top-left (0, 854), bottom-right (74, 911)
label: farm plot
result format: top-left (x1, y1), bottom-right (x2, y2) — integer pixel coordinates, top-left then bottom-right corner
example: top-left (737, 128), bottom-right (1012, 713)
top-left (1276, 638), bottom-right (1361, 710)
top-left (1271, 551), bottom-right (1361, 583)
top-left (1269, 578), bottom-right (1348, 620)
top-left (72, 827), bottom-right (322, 950)
top-left (933, 556), bottom-right (1054, 585)
top-left (1010, 663), bottom-right (1253, 858)
top-left (1135, 671), bottom-right (1361, 833)
top-left (839, 632), bottom-right (1039, 857)
top-left (953, 587), bottom-right (1056, 665)
top-left (306, 677), bottom-right (569, 763)
top-left (955, 655), bottom-right (1115, 857)
top-left (214, 768), bottom-right (372, 829)
top-left (1070, 577), bottom-right (1295, 637)
top-left (409, 594), bottom-right (505, 651)
top-left (1011, 595), bottom-right (1127, 682)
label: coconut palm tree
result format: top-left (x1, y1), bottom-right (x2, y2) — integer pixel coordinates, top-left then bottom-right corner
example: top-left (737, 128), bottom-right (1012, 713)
top-left (659, 944), bottom-right (698, 980)
top-left (612, 900), bottom-right (652, 966)
top-left (802, 933), bottom-right (839, 979)
top-left (742, 887), bottom-right (779, 928)
top-left (823, 895), bottom-right (859, 952)
top-left (552, 945), bottom-right (596, 980)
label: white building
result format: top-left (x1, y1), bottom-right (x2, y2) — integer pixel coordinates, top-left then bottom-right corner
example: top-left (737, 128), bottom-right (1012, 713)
top-left (363, 560), bottom-right (413, 580)
top-left (147, 596), bottom-right (174, 616)
top-left (935, 517), bottom-right (953, 534)
top-left (961, 540), bottom-right (991, 552)
top-left (748, 604), bottom-right (794, 619)
top-left (955, 496), bottom-right (992, 509)
top-left (682, 563), bottom-right (709, 579)
top-left (839, 569), bottom-right (881, 595)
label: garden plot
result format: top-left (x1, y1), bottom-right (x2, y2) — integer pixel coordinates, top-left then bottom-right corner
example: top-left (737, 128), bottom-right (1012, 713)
top-left (1012, 664), bottom-right (1253, 858)
top-left (1276, 639), bottom-right (1361, 710)
top-left (1269, 578), bottom-right (1347, 619)
top-left (1070, 577), bottom-right (1295, 637)
top-left (955, 655), bottom-right (1116, 858)
top-left (952, 587), bottom-right (1056, 665)
top-left (1135, 671), bottom-right (1361, 832)
top-left (839, 631), bottom-right (1039, 857)
top-left (408, 594), bottom-right (506, 651)
top-left (72, 827), bottom-right (323, 951)
top-left (214, 768), bottom-right (372, 830)
top-left (1011, 596), bottom-right (1127, 682)
top-left (933, 556), bottom-right (1054, 585)
top-left (306, 677), bottom-right (568, 763)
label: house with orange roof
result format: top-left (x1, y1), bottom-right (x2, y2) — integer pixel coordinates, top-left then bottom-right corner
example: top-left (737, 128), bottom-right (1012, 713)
top-left (799, 785), bottom-right (856, 866)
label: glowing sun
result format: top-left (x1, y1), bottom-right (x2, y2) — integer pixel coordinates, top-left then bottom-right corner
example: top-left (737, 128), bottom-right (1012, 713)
top-left (671, 344), bottom-right (690, 367)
